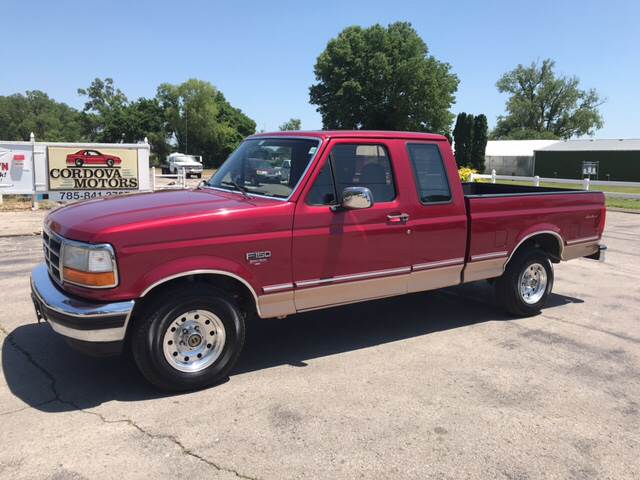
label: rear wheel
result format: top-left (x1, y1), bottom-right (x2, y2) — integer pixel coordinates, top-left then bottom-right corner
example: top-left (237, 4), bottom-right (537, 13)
top-left (131, 285), bottom-right (245, 391)
top-left (495, 248), bottom-right (554, 317)
top-left (75, 158), bottom-right (84, 167)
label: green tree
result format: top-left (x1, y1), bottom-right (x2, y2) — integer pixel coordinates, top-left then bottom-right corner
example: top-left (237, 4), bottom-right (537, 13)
top-left (128, 97), bottom-right (172, 162)
top-left (493, 59), bottom-right (604, 139)
top-left (156, 79), bottom-right (256, 167)
top-left (77, 78), bottom-right (130, 142)
top-left (77, 78), bottom-right (172, 162)
top-left (0, 91), bottom-right (83, 141)
top-left (279, 118), bottom-right (302, 131)
top-left (309, 22), bottom-right (459, 134)
top-left (470, 114), bottom-right (488, 171)
top-left (453, 112), bottom-right (474, 167)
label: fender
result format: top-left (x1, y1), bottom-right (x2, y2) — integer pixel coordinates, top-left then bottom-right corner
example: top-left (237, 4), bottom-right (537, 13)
top-left (505, 225), bottom-right (564, 266)
top-left (135, 255), bottom-right (261, 308)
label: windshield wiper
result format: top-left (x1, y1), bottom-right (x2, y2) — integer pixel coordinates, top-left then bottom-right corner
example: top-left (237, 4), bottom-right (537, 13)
top-left (220, 180), bottom-right (252, 200)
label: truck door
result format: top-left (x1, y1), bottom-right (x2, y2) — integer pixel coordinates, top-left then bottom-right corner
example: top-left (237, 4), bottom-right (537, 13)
top-left (403, 141), bottom-right (468, 292)
top-left (291, 139), bottom-right (413, 311)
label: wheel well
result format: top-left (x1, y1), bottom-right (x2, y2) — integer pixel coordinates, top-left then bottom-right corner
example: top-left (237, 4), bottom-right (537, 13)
top-left (511, 233), bottom-right (562, 264)
top-left (129, 274), bottom-right (257, 336)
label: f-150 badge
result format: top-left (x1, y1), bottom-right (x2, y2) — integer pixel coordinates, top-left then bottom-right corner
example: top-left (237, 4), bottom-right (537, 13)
top-left (246, 251), bottom-right (271, 265)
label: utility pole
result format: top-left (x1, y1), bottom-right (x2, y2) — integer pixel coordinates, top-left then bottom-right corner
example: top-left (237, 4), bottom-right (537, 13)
top-left (185, 102), bottom-right (188, 154)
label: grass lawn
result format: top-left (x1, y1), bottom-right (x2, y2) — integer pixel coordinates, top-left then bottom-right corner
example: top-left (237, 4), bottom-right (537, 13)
top-left (488, 179), bottom-right (640, 210)
top-left (605, 198), bottom-right (640, 210)
top-left (493, 178), bottom-right (640, 194)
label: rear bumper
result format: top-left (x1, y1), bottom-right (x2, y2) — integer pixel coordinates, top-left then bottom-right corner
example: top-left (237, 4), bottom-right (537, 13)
top-left (30, 263), bottom-right (135, 351)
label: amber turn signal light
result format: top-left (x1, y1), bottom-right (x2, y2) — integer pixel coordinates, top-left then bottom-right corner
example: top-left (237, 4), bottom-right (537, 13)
top-left (63, 267), bottom-right (116, 287)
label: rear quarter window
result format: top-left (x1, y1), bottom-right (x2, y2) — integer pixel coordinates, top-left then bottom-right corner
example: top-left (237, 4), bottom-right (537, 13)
top-left (407, 143), bottom-right (452, 204)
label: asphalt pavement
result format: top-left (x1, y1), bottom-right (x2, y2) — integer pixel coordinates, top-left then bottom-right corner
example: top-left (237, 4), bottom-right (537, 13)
top-left (0, 211), bottom-right (638, 479)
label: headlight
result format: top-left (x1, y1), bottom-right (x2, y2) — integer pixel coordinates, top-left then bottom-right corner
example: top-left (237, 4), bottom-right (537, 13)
top-left (62, 243), bottom-right (117, 288)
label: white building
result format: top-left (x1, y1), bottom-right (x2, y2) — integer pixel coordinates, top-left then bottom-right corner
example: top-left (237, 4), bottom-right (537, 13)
top-left (484, 140), bottom-right (559, 176)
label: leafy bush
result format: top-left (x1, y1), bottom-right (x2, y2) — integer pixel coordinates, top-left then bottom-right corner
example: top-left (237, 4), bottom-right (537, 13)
top-left (458, 167), bottom-right (478, 182)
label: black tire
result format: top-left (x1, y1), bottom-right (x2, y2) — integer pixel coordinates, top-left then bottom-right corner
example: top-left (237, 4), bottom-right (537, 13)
top-left (196, 173), bottom-right (202, 179)
top-left (75, 158), bottom-right (84, 167)
top-left (495, 248), bottom-right (554, 317)
top-left (106, 158), bottom-right (115, 167)
top-left (131, 284), bottom-right (245, 391)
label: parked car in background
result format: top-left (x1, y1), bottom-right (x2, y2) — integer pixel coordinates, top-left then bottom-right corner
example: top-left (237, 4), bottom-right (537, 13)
top-left (66, 150), bottom-right (122, 167)
top-left (31, 131), bottom-right (606, 392)
top-left (249, 158), bottom-right (282, 184)
top-left (163, 153), bottom-right (203, 178)
top-left (277, 159), bottom-right (291, 183)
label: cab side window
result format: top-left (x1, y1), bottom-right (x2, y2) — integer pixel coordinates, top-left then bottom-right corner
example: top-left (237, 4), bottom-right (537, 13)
top-left (407, 143), bottom-right (452, 204)
top-left (307, 144), bottom-right (396, 205)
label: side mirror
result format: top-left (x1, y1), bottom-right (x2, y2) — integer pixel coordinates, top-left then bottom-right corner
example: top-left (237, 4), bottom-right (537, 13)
top-left (340, 186), bottom-right (374, 210)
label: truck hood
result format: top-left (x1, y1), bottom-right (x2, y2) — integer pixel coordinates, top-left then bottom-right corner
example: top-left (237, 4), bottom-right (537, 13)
top-left (46, 188), bottom-right (272, 242)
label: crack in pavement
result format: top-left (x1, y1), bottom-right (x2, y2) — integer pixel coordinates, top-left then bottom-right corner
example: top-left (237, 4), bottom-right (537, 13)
top-left (0, 326), bottom-right (260, 480)
top-left (0, 399), bottom-right (56, 417)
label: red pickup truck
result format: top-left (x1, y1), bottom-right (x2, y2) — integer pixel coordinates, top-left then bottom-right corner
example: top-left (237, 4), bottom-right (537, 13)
top-left (31, 131), bottom-right (606, 390)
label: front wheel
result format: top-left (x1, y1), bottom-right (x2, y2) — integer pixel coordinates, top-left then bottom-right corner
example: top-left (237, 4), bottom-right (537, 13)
top-left (495, 248), bottom-right (554, 317)
top-left (131, 285), bottom-right (245, 391)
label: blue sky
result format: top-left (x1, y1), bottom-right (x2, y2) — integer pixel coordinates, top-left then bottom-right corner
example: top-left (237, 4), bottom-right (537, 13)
top-left (1, 0), bottom-right (638, 138)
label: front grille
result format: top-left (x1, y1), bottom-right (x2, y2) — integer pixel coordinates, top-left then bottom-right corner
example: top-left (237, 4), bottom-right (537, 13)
top-left (43, 229), bottom-right (63, 284)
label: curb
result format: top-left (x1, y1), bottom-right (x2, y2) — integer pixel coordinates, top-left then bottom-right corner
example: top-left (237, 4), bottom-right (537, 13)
top-left (0, 232), bottom-right (42, 238)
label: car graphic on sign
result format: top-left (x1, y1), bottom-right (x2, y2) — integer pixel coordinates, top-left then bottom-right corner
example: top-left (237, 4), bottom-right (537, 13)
top-left (66, 150), bottom-right (122, 167)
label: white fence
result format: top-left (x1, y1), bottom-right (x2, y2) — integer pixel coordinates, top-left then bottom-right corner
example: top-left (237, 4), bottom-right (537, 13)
top-left (470, 170), bottom-right (640, 200)
top-left (150, 167), bottom-right (188, 190)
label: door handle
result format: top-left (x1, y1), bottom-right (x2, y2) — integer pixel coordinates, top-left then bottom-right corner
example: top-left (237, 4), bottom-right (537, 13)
top-left (387, 213), bottom-right (410, 223)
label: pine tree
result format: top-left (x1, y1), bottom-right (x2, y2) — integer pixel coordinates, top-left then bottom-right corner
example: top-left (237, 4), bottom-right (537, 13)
top-left (462, 114), bottom-right (475, 166)
top-left (471, 114), bottom-right (488, 171)
top-left (452, 113), bottom-right (467, 167)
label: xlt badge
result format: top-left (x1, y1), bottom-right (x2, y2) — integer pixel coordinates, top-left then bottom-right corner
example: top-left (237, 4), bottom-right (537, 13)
top-left (246, 251), bottom-right (271, 265)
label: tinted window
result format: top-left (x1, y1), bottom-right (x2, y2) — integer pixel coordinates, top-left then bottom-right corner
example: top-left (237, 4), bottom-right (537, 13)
top-left (307, 144), bottom-right (396, 205)
top-left (407, 143), bottom-right (451, 203)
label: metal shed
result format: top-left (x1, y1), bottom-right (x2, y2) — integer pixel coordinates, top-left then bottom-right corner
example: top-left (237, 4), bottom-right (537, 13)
top-left (484, 140), bottom-right (559, 176)
top-left (534, 139), bottom-right (640, 181)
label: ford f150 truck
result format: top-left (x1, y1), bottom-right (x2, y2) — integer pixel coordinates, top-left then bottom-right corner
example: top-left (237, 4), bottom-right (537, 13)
top-left (31, 131), bottom-right (606, 391)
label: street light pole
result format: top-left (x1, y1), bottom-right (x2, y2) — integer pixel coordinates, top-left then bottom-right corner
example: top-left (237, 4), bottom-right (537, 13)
top-left (185, 102), bottom-right (188, 154)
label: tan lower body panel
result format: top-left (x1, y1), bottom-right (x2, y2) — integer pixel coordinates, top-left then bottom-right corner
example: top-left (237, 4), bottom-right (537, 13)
top-left (294, 273), bottom-right (408, 312)
top-left (407, 264), bottom-right (462, 293)
top-left (257, 264), bottom-right (465, 317)
top-left (562, 241), bottom-right (599, 261)
top-left (257, 291), bottom-right (296, 318)
top-left (463, 257), bottom-right (507, 282)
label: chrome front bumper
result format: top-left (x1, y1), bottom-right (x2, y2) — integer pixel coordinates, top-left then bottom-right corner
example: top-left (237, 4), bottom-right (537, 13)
top-left (30, 263), bottom-right (135, 344)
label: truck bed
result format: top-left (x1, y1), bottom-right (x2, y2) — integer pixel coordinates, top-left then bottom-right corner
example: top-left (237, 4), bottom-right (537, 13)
top-left (461, 182), bottom-right (591, 197)
top-left (460, 182), bottom-right (605, 282)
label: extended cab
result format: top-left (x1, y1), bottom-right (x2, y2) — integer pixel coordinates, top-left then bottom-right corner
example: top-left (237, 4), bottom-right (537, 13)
top-left (31, 131), bottom-right (606, 390)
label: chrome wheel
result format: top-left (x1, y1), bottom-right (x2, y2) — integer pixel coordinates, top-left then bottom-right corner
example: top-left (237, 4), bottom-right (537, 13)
top-left (519, 263), bottom-right (548, 304)
top-left (162, 310), bottom-right (226, 373)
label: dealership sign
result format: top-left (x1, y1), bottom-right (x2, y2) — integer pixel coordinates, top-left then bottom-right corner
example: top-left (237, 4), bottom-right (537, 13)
top-left (0, 143), bottom-right (35, 194)
top-left (47, 146), bottom-right (140, 200)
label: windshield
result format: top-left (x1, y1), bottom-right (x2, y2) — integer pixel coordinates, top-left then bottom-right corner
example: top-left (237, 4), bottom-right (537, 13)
top-left (207, 138), bottom-right (320, 199)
